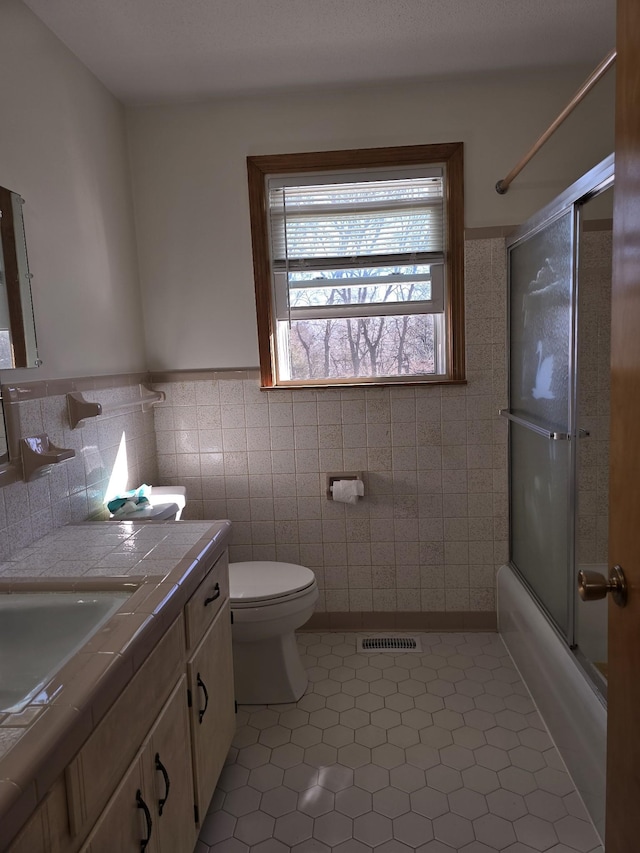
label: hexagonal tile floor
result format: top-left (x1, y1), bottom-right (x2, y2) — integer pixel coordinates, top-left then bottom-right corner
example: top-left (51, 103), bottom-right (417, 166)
top-left (195, 632), bottom-right (603, 853)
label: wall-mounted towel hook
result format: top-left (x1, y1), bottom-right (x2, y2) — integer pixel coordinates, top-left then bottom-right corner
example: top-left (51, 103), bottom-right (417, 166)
top-left (67, 392), bottom-right (102, 429)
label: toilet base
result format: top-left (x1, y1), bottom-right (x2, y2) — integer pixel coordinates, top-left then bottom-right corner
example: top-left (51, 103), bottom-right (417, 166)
top-left (232, 631), bottom-right (308, 705)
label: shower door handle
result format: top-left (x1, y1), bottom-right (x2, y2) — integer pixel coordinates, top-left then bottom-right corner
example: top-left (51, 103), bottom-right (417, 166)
top-left (577, 565), bottom-right (627, 607)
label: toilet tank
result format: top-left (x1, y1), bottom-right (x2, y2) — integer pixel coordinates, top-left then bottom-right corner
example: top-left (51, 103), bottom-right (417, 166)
top-left (148, 486), bottom-right (186, 519)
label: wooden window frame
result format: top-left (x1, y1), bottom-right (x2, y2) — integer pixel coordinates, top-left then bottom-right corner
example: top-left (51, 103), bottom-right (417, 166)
top-left (247, 143), bottom-right (465, 388)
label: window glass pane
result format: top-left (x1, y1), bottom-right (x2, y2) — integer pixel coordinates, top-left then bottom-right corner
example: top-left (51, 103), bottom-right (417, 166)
top-left (289, 263), bottom-right (433, 278)
top-left (289, 268), bottom-right (433, 309)
top-left (278, 314), bottom-right (437, 380)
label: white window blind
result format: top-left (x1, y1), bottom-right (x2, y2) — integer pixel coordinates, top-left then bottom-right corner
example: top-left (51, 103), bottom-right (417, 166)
top-left (267, 167), bottom-right (446, 323)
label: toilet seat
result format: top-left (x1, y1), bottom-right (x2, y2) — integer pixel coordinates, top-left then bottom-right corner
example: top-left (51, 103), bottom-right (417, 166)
top-left (231, 583), bottom-right (317, 610)
top-left (229, 561), bottom-right (316, 608)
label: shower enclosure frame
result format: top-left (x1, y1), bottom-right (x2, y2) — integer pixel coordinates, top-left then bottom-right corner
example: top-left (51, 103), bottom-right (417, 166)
top-left (498, 154), bottom-right (614, 840)
top-left (503, 153), bottom-right (614, 691)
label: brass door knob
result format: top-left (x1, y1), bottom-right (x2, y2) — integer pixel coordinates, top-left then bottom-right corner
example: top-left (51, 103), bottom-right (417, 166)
top-left (577, 565), bottom-right (627, 607)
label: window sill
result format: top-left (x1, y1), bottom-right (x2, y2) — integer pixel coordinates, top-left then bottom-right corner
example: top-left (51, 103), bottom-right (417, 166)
top-left (260, 377), bottom-right (467, 391)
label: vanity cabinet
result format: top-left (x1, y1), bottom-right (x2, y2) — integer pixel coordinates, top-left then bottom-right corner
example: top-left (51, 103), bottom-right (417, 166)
top-left (80, 677), bottom-right (197, 853)
top-left (5, 546), bottom-right (236, 853)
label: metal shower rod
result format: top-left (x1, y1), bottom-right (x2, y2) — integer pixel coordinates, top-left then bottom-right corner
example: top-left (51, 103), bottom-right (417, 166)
top-left (495, 49), bottom-right (617, 195)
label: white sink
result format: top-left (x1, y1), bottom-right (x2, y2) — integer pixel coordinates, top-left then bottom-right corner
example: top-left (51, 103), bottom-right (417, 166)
top-left (0, 591), bottom-right (131, 713)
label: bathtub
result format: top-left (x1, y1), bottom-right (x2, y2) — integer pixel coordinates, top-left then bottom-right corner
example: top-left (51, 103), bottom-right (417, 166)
top-left (498, 564), bottom-right (606, 842)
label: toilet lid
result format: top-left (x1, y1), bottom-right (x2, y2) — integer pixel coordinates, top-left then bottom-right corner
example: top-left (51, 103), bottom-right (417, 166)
top-left (229, 561), bottom-right (316, 604)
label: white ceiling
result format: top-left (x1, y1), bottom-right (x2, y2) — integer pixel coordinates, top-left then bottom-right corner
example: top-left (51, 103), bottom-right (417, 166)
top-left (22, 0), bottom-right (616, 103)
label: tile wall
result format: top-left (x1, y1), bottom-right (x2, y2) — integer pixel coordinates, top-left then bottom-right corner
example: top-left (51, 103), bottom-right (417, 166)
top-left (152, 237), bottom-right (509, 624)
top-left (0, 379), bottom-right (158, 558)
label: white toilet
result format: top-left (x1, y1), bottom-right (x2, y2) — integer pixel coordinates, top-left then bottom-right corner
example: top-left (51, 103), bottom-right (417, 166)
top-left (229, 561), bottom-right (318, 705)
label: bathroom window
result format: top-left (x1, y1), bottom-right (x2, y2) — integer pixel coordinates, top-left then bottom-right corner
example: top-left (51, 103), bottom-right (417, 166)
top-left (247, 143), bottom-right (465, 387)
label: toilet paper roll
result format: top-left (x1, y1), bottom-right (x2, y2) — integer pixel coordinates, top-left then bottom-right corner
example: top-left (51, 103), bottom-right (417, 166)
top-left (331, 478), bottom-right (365, 504)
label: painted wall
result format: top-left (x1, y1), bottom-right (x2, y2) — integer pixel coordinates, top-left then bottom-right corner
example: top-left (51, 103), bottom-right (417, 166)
top-left (0, 0), bottom-right (146, 381)
top-left (127, 68), bottom-right (615, 371)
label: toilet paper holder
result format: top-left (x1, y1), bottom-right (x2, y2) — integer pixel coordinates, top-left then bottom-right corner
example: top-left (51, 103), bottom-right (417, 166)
top-left (326, 472), bottom-right (365, 500)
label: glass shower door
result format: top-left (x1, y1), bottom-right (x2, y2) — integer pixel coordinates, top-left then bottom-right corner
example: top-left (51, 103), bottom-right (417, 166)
top-left (506, 210), bottom-right (575, 638)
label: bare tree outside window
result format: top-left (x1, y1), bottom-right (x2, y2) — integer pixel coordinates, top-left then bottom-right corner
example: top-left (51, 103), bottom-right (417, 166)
top-left (286, 280), bottom-right (436, 379)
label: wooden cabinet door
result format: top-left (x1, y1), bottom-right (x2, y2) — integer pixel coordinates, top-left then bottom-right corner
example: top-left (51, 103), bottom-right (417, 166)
top-left (187, 599), bottom-right (236, 819)
top-left (145, 676), bottom-right (198, 853)
top-left (80, 754), bottom-right (155, 853)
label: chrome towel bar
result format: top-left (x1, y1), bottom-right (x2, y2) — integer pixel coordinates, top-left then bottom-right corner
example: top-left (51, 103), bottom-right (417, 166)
top-left (499, 408), bottom-right (570, 441)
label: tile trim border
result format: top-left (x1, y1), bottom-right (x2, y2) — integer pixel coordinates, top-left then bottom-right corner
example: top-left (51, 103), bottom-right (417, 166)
top-left (1, 371), bottom-right (151, 403)
top-left (149, 368), bottom-right (261, 383)
top-left (464, 219), bottom-right (611, 241)
top-left (300, 610), bottom-right (497, 632)
top-left (464, 225), bottom-right (515, 240)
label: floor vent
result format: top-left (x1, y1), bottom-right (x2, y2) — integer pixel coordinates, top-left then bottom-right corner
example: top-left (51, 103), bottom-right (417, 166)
top-left (356, 635), bottom-right (422, 653)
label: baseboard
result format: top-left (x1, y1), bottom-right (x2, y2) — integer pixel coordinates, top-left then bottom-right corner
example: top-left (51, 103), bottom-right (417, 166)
top-left (299, 610), bottom-right (497, 632)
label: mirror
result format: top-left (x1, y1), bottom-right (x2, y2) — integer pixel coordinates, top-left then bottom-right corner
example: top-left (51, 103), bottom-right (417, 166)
top-left (0, 186), bottom-right (41, 465)
top-left (0, 187), bottom-right (39, 370)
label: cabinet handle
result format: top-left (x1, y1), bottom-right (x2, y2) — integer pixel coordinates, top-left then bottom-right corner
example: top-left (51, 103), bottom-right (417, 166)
top-left (155, 752), bottom-right (171, 816)
top-left (136, 789), bottom-right (153, 852)
top-left (204, 583), bottom-right (221, 607)
top-left (197, 672), bottom-right (209, 724)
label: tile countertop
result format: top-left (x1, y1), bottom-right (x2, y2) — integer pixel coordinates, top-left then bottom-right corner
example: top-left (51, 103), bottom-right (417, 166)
top-left (0, 518), bottom-right (232, 848)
